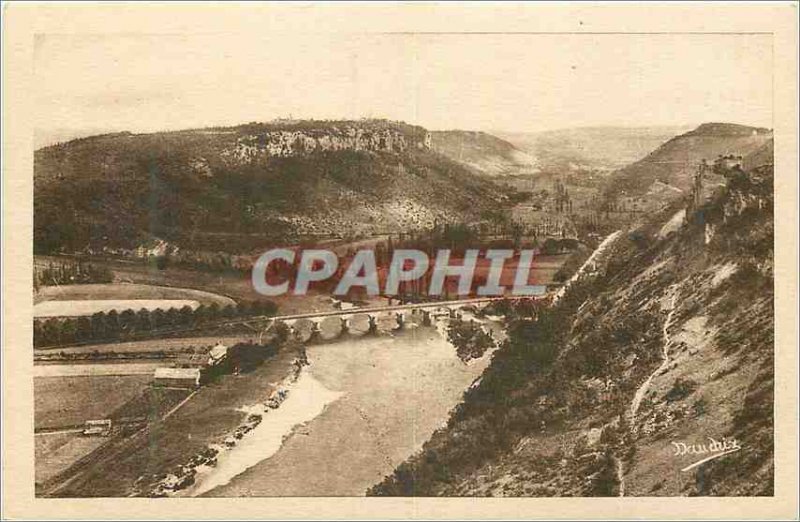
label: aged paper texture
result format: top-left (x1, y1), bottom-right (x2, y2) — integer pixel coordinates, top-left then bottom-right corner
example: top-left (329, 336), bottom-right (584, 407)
top-left (3, 2), bottom-right (798, 519)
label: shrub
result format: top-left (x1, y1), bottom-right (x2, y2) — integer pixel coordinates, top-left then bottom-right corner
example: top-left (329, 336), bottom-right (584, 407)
top-left (665, 377), bottom-right (697, 402)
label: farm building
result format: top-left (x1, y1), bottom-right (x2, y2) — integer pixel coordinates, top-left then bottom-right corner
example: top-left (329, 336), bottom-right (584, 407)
top-left (83, 419), bottom-right (112, 436)
top-left (207, 343), bottom-right (228, 366)
top-left (153, 367), bottom-right (201, 389)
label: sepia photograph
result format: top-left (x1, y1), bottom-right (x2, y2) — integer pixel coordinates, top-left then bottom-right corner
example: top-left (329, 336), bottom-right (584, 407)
top-left (2, 2), bottom-right (798, 520)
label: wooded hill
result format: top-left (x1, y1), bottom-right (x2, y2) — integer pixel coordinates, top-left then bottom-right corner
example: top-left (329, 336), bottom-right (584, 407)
top-left (34, 120), bottom-right (511, 254)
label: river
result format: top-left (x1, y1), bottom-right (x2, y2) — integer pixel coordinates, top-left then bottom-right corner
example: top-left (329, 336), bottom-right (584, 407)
top-left (198, 320), bottom-right (495, 497)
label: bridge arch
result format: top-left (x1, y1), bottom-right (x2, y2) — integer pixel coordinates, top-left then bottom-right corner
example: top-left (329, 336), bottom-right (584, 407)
top-left (344, 313), bottom-right (372, 335)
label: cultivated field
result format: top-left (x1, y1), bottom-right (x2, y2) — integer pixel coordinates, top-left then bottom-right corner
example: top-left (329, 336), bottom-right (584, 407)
top-left (40, 335), bottom-right (255, 356)
top-left (51, 344), bottom-right (305, 497)
top-left (35, 383), bottom-right (193, 492)
top-left (34, 374), bottom-right (152, 430)
top-left (35, 432), bottom-right (108, 485)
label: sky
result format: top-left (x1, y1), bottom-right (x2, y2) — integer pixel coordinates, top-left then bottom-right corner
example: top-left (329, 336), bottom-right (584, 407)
top-left (33, 32), bottom-right (773, 146)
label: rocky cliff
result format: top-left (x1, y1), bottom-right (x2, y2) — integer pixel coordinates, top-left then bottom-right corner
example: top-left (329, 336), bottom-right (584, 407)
top-left (223, 124), bottom-right (430, 164)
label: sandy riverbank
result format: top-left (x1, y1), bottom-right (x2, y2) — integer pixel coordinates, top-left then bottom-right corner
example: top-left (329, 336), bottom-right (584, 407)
top-left (202, 321), bottom-right (497, 497)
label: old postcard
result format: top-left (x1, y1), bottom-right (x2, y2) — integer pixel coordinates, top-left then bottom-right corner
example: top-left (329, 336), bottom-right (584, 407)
top-left (2, 2), bottom-right (798, 520)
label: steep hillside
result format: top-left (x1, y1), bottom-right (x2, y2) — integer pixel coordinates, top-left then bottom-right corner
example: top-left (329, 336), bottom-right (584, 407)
top-left (500, 126), bottom-right (691, 171)
top-left (34, 120), bottom-right (509, 254)
top-left (430, 131), bottom-right (537, 176)
top-left (370, 157), bottom-right (774, 497)
top-left (605, 123), bottom-right (772, 196)
top-left (742, 138), bottom-right (774, 172)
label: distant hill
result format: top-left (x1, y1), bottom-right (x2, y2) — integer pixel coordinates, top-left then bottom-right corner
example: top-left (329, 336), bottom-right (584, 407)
top-left (430, 130), bottom-right (537, 176)
top-left (34, 120), bottom-right (510, 254)
top-left (499, 126), bottom-right (692, 171)
top-left (34, 127), bottom-right (123, 150)
top-left (605, 123), bottom-right (772, 196)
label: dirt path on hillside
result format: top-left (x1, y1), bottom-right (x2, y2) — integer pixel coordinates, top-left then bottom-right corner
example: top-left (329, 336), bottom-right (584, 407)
top-left (553, 230), bottom-right (622, 304)
top-left (629, 286), bottom-right (678, 421)
top-left (615, 456), bottom-right (626, 496)
top-left (617, 285), bottom-right (679, 496)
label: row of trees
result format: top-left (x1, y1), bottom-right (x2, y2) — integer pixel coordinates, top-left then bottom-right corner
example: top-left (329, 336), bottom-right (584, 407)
top-left (34, 300), bottom-right (277, 348)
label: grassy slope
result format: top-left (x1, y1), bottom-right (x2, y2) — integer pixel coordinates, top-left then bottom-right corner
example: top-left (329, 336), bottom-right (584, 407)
top-left (369, 159), bottom-right (774, 497)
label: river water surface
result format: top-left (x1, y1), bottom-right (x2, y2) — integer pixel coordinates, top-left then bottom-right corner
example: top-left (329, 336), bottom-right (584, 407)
top-left (201, 322), bottom-right (494, 496)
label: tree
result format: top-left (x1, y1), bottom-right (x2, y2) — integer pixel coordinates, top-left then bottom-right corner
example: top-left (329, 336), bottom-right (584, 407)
top-left (154, 255), bottom-right (170, 270)
top-left (105, 310), bottom-right (121, 339)
top-left (33, 321), bottom-right (45, 347)
top-left (42, 319), bottom-right (62, 345)
top-left (60, 319), bottom-right (78, 344)
top-left (75, 316), bottom-right (92, 342)
top-left (178, 305), bottom-right (195, 326)
top-left (150, 308), bottom-right (167, 329)
top-left (207, 303), bottom-right (221, 321)
top-left (590, 450), bottom-right (619, 496)
top-left (91, 312), bottom-right (107, 340)
top-left (119, 309), bottom-right (137, 332)
top-left (447, 321), bottom-right (494, 362)
top-left (221, 305), bottom-right (236, 319)
top-left (164, 307), bottom-right (181, 328)
top-left (193, 304), bottom-right (209, 325)
top-left (136, 308), bottom-right (153, 331)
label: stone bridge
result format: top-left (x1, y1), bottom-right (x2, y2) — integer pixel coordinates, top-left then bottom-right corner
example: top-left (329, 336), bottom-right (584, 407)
top-left (255, 295), bottom-right (550, 343)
